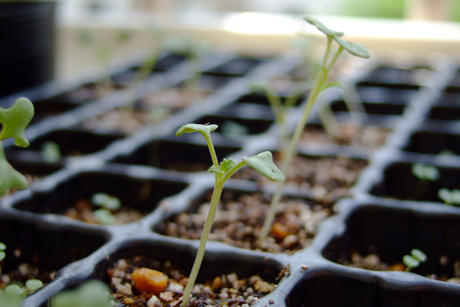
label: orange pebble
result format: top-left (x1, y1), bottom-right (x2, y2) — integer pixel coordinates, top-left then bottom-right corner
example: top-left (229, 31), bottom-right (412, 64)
top-left (388, 262), bottom-right (406, 272)
top-left (132, 268), bottom-right (169, 295)
top-left (271, 222), bottom-right (289, 241)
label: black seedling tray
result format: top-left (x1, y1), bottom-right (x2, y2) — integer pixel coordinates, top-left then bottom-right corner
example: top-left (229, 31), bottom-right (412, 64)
top-left (1, 51), bottom-right (460, 307)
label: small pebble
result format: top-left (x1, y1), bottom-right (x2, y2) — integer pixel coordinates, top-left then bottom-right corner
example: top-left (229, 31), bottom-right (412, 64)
top-left (254, 280), bottom-right (275, 293)
top-left (159, 291), bottom-right (174, 302)
top-left (147, 295), bottom-right (161, 307)
top-left (132, 268), bottom-right (169, 295)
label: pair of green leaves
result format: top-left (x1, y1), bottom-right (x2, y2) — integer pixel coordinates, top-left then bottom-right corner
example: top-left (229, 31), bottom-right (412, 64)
top-left (176, 123), bottom-right (285, 182)
top-left (0, 97), bottom-right (34, 196)
top-left (303, 16), bottom-right (370, 59)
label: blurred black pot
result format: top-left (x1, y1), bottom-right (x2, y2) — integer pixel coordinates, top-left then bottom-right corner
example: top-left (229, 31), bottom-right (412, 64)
top-left (0, 1), bottom-right (56, 98)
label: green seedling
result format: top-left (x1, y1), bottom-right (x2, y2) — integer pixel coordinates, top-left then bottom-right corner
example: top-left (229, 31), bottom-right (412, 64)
top-left (51, 280), bottom-right (113, 307)
top-left (91, 193), bottom-right (121, 225)
top-left (438, 188), bottom-right (460, 206)
top-left (41, 141), bottom-right (61, 163)
top-left (258, 16), bottom-right (370, 246)
top-left (0, 97), bottom-right (34, 195)
top-left (411, 163), bottom-right (440, 200)
top-left (403, 249), bottom-right (427, 272)
top-left (176, 123), bottom-right (284, 306)
top-left (0, 242), bottom-right (5, 262)
top-left (77, 29), bottom-right (134, 94)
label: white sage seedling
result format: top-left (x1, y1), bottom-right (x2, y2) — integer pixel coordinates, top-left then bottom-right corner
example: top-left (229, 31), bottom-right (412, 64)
top-left (176, 123), bottom-right (284, 306)
top-left (91, 193), bottom-right (122, 225)
top-left (259, 16), bottom-right (370, 246)
top-left (403, 249), bottom-right (427, 272)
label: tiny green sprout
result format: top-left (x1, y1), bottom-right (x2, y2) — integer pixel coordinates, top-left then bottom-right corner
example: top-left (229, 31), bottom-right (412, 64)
top-left (51, 280), bottom-right (113, 307)
top-left (411, 163), bottom-right (440, 181)
top-left (91, 193), bottom-right (121, 211)
top-left (259, 16), bottom-right (370, 246)
top-left (403, 249), bottom-right (427, 272)
top-left (41, 141), bottom-right (61, 163)
top-left (0, 242), bottom-right (5, 262)
top-left (438, 188), bottom-right (460, 206)
top-left (25, 279), bottom-right (44, 292)
top-left (176, 123), bottom-right (284, 306)
top-left (91, 193), bottom-right (121, 225)
top-left (411, 163), bottom-right (440, 201)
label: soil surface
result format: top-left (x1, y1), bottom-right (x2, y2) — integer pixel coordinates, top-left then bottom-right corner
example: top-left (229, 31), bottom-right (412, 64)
top-left (301, 125), bottom-right (391, 150)
top-left (234, 155), bottom-right (368, 206)
top-left (108, 255), bottom-right (278, 306)
top-left (80, 88), bottom-right (210, 135)
top-left (0, 262), bottom-right (55, 295)
top-left (159, 191), bottom-right (330, 253)
top-left (63, 198), bottom-right (144, 225)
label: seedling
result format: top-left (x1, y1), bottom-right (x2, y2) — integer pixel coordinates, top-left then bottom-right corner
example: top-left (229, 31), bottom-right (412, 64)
top-left (438, 188), bottom-right (460, 206)
top-left (403, 249), bottom-right (427, 272)
top-left (259, 16), bottom-right (370, 245)
top-left (51, 280), bottom-right (113, 307)
top-left (0, 97), bottom-right (34, 195)
top-left (411, 163), bottom-right (440, 200)
top-left (175, 123), bottom-right (284, 306)
top-left (41, 141), bottom-right (61, 163)
top-left (91, 193), bottom-right (121, 225)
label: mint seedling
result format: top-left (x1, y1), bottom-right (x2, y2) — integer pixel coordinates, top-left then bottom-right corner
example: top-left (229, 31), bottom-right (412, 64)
top-left (259, 16), bottom-right (370, 245)
top-left (403, 249), bottom-right (427, 272)
top-left (176, 123), bottom-right (284, 306)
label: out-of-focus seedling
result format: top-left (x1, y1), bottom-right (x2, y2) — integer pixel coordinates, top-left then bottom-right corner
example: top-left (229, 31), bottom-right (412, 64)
top-left (175, 123), bottom-right (284, 306)
top-left (91, 193), bottom-right (121, 225)
top-left (259, 16), bottom-right (370, 246)
top-left (51, 280), bottom-right (113, 307)
top-left (438, 188), bottom-right (460, 206)
top-left (0, 97), bottom-right (34, 195)
top-left (403, 249), bottom-right (427, 272)
top-left (411, 163), bottom-right (440, 200)
top-left (41, 141), bottom-right (61, 163)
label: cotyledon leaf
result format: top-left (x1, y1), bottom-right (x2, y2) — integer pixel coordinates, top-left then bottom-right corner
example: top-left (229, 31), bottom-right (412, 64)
top-left (303, 16), bottom-right (344, 37)
top-left (176, 123), bottom-right (218, 137)
top-left (243, 151), bottom-right (285, 182)
top-left (333, 35), bottom-right (371, 59)
top-left (0, 97), bottom-right (34, 147)
top-left (0, 144), bottom-right (28, 195)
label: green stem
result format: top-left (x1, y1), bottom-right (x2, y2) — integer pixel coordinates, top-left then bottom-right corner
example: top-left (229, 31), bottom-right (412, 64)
top-left (181, 179), bottom-right (225, 306)
top-left (258, 40), bottom-right (337, 246)
top-left (202, 131), bottom-right (219, 168)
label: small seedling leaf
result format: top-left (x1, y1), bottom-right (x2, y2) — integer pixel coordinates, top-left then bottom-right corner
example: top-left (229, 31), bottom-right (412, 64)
top-left (303, 16), bottom-right (344, 37)
top-left (176, 123), bottom-right (218, 137)
top-left (403, 255), bottom-right (420, 268)
top-left (423, 165), bottom-right (440, 181)
top-left (332, 36), bottom-right (371, 59)
top-left (5, 285), bottom-right (23, 296)
top-left (411, 249), bottom-right (427, 262)
top-left (26, 279), bottom-right (43, 292)
top-left (208, 165), bottom-right (223, 175)
top-left (0, 97), bottom-right (34, 147)
top-left (0, 144), bottom-right (29, 195)
top-left (41, 141), bottom-right (61, 163)
top-left (242, 151), bottom-right (285, 182)
top-left (0, 242), bottom-right (6, 251)
top-left (52, 280), bottom-right (113, 307)
top-left (439, 188), bottom-right (452, 204)
top-left (93, 209), bottom-right (117, 225)
top-left (92, 193), bottom-right (121, 211)
top-left (220, 158), bottom-right (236, 174)
top-left (451, 189), bottom-right (460, 204)
top-left (0, 252), bottom-right (5, 262)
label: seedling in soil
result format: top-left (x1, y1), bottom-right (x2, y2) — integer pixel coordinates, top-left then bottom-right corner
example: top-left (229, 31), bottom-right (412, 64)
top-left (259, 16), bottom-right (370, 246)
top-left (0, 97), bottom-right (34, 196)
top-left (91, 193), bottom-right (121, 225)
top-left (438, 188), bottom-right (460, 206)
top-left (403, 249), bottom-right (427, 272)
top-left (41, 141), bottom-right (61, 163)
top-left (175, 123), bottom-right (284, 306)
top-left (51, 280), bottom-right (113, 307)
top-left (411, 163), bottom-right (440, 200)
